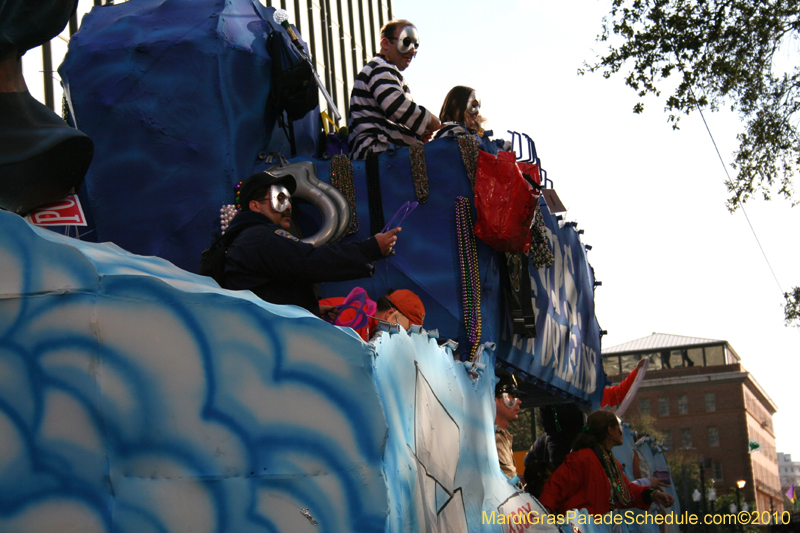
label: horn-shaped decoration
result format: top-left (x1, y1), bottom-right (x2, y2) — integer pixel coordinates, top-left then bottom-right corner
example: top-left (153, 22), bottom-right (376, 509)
top-left (266, 157), bottom-right (351, 246)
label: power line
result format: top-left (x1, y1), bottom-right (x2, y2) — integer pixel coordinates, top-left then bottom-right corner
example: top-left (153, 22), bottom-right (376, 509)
top-left (690, 90), bottom-right (786, 299)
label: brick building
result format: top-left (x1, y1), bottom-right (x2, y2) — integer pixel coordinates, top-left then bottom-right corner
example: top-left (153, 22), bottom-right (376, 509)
top-left (603, 333), bottom-right (783, 515)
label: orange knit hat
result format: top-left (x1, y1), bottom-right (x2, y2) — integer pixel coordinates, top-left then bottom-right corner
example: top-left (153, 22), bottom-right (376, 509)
top-left (386, 289), bottom-right (425, 326)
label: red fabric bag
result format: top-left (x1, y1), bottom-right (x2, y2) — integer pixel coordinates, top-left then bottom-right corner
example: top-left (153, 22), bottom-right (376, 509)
top-left (473, 151), bottom-right (537, 252)
top-left (517, 161), bottom-right (542, 195)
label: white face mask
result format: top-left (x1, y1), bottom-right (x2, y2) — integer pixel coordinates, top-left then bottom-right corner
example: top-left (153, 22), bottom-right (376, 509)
top-left (270, 184), bottom-right (291, 213)
top-left (501, 392), bottom-right (519, 409)
top-left (396, 25), bottom-right (420, 55)
top-left (466, 91), bottom-right (481, 116)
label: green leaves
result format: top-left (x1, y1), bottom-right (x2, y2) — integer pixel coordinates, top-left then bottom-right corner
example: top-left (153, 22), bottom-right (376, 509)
top-left (587, 0), bottom-right (800, 209)
top-left (784, 287), bottom-right (800, 326)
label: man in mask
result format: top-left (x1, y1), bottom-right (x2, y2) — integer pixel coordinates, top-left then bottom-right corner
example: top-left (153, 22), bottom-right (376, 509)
top-left (348, 19), bottom-right (441, 159)
top-left (495, 372), bottom-right (522, 479)
top-left (222, 171), bottom-right (400, 315)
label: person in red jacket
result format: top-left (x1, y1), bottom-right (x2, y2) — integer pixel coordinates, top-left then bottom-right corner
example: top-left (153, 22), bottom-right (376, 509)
top-left (538, 409), bottom-right (674, 516)
top-left (602, 357), bottom-right (647, 407)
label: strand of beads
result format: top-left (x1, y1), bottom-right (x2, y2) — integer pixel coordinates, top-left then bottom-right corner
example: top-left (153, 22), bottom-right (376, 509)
top-left (600, 448), bottom-right (634, 507)
top-left (457, 135), bottom-right (480, 188)
top-left (234, 181), bottom-right (243, 210)
top-left (409, 141), bottom-right (429, 203)
top-left (365, 151), bottom-right (385, 235)
top-left (219, 204), bottom-right (238, 234)
top-left (330, 154), bottom-right (359, 235)
top-left (455, 196), bottom-right (482, 360)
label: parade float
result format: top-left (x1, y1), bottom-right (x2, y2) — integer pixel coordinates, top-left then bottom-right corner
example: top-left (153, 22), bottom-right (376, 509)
top-left (0, 0), bottom-right (679, 531)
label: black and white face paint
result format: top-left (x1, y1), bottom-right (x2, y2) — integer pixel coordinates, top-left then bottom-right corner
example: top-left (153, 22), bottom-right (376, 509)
top-left (396, 25), bottom-right (420, 55)
top-left (501, 392), bottom-right (519, 409)
top-left (270, 184), bottom-right (291, 213)
top-left (466, 91), bottom-right (481, 116)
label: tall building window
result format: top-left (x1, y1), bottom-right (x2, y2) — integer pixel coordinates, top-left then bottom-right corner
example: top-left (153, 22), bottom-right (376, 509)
top-left (669, 350), bottom-right (684, 368)
top-left (705, 345), bottom-right (725, 366)
top-left (704, 392), bottom-right (716, 412)
top-left (681, 428), bottom-right (692, 449)
top-left (687, 348), bottom-right (704, 366)
top-left (659, 397), bottom-right (670, 416)
top-left (713, 461), bottom-right (724, 480)
top-left (663, 430), bottom-right (673, 449)
top-left (708, 426), bottom-right (720, 447)
top-left (603, 356), bottom-right (620, 376)
top-left (640, 398), bottom-right (651, 417)
top-left (677, 394), bottom-right (689, 414)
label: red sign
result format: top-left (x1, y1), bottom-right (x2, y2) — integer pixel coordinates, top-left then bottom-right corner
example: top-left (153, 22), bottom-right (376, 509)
top-left (27, 195), bottom-right (87, 226)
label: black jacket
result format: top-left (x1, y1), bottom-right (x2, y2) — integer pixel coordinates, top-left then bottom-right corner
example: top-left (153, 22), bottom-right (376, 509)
top-left (222, 211), bottom-right (383, 315)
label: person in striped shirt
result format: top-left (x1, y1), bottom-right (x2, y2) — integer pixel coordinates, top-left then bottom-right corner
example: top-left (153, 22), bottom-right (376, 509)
top-left (348, 20), bottom-right (440, 159)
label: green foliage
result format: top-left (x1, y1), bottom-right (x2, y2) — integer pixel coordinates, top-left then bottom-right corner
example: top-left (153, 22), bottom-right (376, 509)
top-left (784, 286), bottom-right (800, 326)
top-left (584, 0), bottom-right (800, 210)
top-left (510, 408), bottom-right (534, 452)
top-left (625, 413), bottom-right (666, 444)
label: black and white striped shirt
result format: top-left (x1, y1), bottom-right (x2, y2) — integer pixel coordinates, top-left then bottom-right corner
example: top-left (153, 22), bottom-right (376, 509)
top-left (348, 56), bottom-right (432, 160)
top-left (433, 122), bottom-right (472, 139)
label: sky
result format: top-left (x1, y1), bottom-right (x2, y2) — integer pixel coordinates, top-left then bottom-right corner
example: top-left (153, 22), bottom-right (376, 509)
top-left (393, 0), bottom-right (800, 455)
top-left (20, 0), bottom-right (800, 454)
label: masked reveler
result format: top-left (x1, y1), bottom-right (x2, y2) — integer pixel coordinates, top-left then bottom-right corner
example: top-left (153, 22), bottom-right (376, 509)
top-left (538, 409), bottom-right (675, 516)
top-left (348, 20), bottom-right (441, 159)
top-left (434, 86), bottom-right (484, 139)
top-left (221, 171), bottom-right (400, 316)
top-left (495, 372), bottom-right (522, 479)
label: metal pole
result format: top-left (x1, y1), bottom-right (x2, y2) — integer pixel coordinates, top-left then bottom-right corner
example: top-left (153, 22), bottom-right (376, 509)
top-left (699, 462), bottom-right (708, 533)
top-left (736, 486), bottom-right (743, 533)
top-left (683, 465), bottom-right (691, 533)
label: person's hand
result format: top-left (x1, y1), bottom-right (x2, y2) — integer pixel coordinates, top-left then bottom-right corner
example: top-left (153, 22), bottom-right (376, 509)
top-left (654, 490), bottom-right (675, 507)
top-left (320, 305), bottom-right (340, 321)
top-left (375, 227), bottom-right (401, 255)
top-left (427, 114), bottom-right (441, 131)
top-left (647, 477), bottom-right (671, 490)
top-left (636, 358), bottom-right (648, 370)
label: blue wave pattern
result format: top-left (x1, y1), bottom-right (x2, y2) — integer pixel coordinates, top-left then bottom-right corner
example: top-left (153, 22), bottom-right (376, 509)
top-left (0, 211), bottom-right (388, 532)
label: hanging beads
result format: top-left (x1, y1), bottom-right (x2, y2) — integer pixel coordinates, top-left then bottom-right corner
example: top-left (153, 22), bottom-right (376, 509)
top-left (330, 154), bottom-right (359, 235)
top-left (219, 204), bottom-right (238, 234)
top-left (409, 141), bottom-right (429, 204)
top-left (457, 135), bottom-right (480, 188)
top-left (455, 196), bottom-right (482, 360)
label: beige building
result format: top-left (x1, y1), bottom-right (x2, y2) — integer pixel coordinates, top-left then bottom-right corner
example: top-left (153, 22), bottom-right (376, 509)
top-left (604, 333), bottom-right (783, 515)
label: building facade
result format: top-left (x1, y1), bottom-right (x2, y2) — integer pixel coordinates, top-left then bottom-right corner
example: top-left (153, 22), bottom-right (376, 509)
top-left (779, 453), bottom-right (800, 495)
top-left (604, 333), bottom-right (783, 515)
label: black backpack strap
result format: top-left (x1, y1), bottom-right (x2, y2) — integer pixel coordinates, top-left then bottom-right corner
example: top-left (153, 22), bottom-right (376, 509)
top-left (366, 150), bottom-right (385, 235)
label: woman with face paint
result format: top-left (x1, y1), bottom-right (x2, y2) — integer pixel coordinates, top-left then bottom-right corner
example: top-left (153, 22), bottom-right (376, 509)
top-left (537, 409), bottom-right (675, 516)
top-left (434, 86), bottom-right (485, 140)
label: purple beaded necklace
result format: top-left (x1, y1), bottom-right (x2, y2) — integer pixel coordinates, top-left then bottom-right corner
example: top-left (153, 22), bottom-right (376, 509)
top-left (455, 196), bottom-right (482, 360)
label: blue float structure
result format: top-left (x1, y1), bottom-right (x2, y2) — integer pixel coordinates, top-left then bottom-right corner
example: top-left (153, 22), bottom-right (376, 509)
top-left (0, 0), bottom-right (678, 530)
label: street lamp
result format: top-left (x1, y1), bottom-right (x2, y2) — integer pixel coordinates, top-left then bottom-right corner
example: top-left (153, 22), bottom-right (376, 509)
top-left (707, 488), bottom-right (717, 533)
top-left (736, 480), bottom-right (747, 533)
top-left (691, 490), bottom-right (702, 533)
